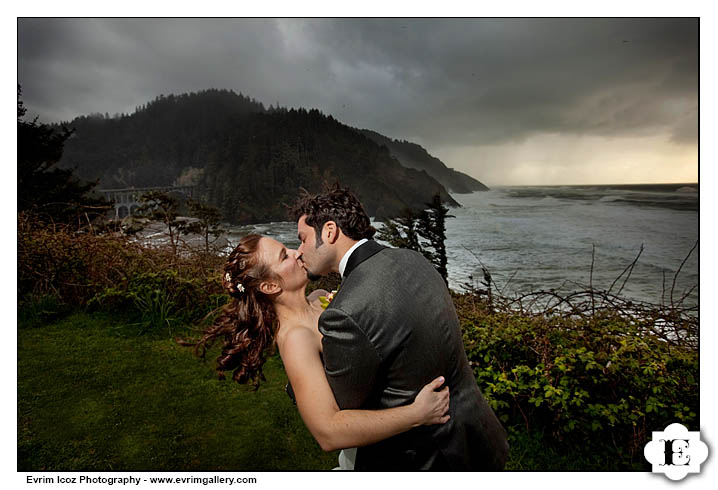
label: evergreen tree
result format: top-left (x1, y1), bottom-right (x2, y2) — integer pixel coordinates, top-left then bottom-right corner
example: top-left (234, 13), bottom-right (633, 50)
top-left (138, 191), bottom-right (187, 256)
top-left (17, 85), bottom-right (110, 224)
top-left (183, 198), bottom-right (225, 253)
top-left (377, 193), bottom-right (454, 285)
top-left (376, 210), bottom-right (422, 252)
top-left (416, 194), bottom-right (454, 285)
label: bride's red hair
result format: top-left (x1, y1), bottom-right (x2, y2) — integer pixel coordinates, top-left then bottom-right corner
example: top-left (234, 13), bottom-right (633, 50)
top-left (192, 234), bottom-right (280, 386)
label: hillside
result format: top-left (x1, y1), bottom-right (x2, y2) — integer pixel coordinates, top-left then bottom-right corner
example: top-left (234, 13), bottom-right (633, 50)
top-left (58, 89), bottom-right (461, 224)
top-left (197, 107), bottom-right (459, 223)
top-left (361, 129), bottom-right (489, 193)
top-left (58, 89), bottom-right (266, 188)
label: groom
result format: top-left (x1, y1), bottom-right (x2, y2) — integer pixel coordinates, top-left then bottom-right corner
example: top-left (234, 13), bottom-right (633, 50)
top-left (291, 185), bottom-right (509, 471)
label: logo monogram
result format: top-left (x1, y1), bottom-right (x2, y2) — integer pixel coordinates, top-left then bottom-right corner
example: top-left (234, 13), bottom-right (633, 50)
top-left (644, 423), bottom-right (708, 480)
top-left (661, 438), bottom-right (691, 466)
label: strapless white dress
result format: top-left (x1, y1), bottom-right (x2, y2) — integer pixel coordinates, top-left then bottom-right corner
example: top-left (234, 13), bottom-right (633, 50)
top-left (333, 448), bottom-right (357, 470)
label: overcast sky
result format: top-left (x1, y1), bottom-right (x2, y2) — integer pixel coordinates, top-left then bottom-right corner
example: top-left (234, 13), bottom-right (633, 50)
top-left (17, 18), bottom-right (698, 186)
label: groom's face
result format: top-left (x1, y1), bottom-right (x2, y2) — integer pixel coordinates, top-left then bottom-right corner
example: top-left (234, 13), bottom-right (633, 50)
top-left (297, 215), bottom-right (332, 278)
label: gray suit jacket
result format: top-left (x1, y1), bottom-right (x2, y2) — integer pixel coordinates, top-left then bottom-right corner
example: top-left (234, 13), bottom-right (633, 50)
top-left (319, 240), bottom-right (509, 470)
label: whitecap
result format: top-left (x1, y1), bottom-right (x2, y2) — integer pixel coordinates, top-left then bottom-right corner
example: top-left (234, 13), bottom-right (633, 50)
top-left (598, 195), bottom-right (623, 202)
top-left (537, 196), bottom-right (562, 204)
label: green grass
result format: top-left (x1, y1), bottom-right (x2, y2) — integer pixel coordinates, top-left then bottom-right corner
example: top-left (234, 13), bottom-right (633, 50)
top-left (18, 309), bottom-right (649, 472)
top-left (18, 311), bottom-right (338, 471)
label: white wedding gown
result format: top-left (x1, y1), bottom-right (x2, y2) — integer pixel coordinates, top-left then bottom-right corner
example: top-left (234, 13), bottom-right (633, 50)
top-left (334, 448), bottom-right (357, 470)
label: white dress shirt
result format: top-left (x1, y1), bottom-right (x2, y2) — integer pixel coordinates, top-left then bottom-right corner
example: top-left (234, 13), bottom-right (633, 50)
top-left (338, 238), bottom-right (369, 278)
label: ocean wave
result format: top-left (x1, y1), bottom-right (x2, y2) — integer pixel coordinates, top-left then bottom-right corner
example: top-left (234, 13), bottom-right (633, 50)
top-left (676, 186), bottom-right (698, 193)
top-left (598, 195), bottom-right (623, 202)
top-left (536, 196), bottom-right (565, 205)
top-left (605, 198), bottom-right (697, 212)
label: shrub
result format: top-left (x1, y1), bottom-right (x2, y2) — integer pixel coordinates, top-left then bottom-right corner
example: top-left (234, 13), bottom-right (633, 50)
top-left (455, 292), bottom-right (698, 468)
top-left (19, 212), bottom-right (226, 333)
top-left (88, 270), bottom-right (226, 332)
top-left (18, 212), bottom-right (145, 306)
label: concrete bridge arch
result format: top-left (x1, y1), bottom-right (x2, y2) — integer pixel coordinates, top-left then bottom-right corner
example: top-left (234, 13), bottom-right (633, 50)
top-left (99, 186), bottom-right (195, 220)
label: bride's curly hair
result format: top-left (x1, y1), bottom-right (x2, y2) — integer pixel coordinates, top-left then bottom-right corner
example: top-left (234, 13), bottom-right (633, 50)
top-left (191, 234), bottom-right (280, 387)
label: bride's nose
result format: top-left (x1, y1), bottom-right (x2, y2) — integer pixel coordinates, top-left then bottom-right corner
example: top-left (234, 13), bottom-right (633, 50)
top-left (288, 249), bottom-right (301, 261)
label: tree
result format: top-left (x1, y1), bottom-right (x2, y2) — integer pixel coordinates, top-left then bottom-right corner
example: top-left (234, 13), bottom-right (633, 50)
top-left (17, 85), bottom-right (110, 224)
top-left (377, 193), bottom-right (454, 285)
top-left (183, 198), bottom-right (226, 253)
top-left (376, 209), bottom-right (422, 252)
top-left (416, 194), bottom-right (453, 285)
top-left (138, 191), bottom-right (187, 256)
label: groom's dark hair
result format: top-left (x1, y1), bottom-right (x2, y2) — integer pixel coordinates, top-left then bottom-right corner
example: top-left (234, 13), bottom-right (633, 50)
top-left (290, 183), bottom-right (376, 245)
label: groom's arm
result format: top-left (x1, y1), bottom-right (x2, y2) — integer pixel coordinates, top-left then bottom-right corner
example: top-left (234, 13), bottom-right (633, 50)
top-left (319, 307), bottom-right (381, 410)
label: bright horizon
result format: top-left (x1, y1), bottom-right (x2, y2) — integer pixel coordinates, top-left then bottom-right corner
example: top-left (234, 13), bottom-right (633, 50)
top-left (483, 182), bottom-right (698, 187)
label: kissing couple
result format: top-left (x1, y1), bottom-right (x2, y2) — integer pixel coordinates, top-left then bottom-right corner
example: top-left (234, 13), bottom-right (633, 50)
top-left (194, 185), bottom-right (509, 470)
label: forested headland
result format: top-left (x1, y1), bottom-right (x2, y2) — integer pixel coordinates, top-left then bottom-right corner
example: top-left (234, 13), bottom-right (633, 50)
top-left (56, 89), bottom-right (489, 224)
top-left (361, 129), bottom-right (489, 193)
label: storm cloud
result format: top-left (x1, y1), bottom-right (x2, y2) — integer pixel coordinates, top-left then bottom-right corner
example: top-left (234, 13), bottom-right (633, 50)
top-left (17, 18), bottom-right (698, 185)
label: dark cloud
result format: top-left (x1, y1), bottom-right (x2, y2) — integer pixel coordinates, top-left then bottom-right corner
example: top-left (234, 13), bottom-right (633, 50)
top-left (285, 19), bottom-right (697, 145)
top-left (17, 18), bottom-right (697, 182)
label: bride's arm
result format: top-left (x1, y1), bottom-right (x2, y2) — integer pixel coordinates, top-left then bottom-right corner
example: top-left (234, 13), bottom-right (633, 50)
top-left (279, 327), bottom-right (450, 452)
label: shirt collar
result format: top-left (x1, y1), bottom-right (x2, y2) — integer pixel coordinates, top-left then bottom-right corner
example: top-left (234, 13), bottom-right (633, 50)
top-left (339, 238), bottom-right (368, 278)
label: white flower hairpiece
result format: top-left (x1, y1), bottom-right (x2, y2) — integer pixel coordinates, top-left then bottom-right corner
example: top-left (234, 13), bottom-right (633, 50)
top-left (225, 271), bottom-right (245, 294)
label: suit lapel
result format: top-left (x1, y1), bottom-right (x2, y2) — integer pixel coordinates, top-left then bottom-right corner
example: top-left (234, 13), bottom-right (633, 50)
top-left (343, 240), bottom-right (386, 279)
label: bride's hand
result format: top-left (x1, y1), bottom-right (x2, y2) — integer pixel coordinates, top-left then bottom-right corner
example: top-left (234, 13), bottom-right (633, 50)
top-left (412, 376), bottom-right (450, 426)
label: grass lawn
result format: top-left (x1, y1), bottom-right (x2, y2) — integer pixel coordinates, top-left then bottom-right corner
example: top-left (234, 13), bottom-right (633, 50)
top-left (18, 310), bottom-right (633, 472)
top-left (18, 311), bottom-right (338, 471)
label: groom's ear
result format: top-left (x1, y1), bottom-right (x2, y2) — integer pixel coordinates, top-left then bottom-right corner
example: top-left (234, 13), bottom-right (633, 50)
top-left (322, 221), bottom-right (340, 245)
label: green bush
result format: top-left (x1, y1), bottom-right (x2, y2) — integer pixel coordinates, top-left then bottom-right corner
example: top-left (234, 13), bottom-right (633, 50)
top-left (88, 270), bottom-right (227, 334)
top-left (19, 212), bottom-right (227, 335)
top-left (456, 293), bottom-right (698, 468)
top-left (18, 212), bottom-right (147, 306)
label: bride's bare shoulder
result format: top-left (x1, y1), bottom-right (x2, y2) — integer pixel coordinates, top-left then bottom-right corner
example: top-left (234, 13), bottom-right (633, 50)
top-left (277, 324), bottom-right (318, 358)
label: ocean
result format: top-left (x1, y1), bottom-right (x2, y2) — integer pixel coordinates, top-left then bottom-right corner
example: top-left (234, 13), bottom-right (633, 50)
top-left (222, 184), bottom-right (699, 308)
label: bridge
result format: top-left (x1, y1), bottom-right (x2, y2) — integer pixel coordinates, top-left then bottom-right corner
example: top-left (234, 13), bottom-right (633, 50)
top-left (98, 185), bottom-right (195, 219)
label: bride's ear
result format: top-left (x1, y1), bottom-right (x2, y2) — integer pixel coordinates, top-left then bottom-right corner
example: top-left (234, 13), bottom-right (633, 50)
top-left (258, 280), bottom-right (282, 296)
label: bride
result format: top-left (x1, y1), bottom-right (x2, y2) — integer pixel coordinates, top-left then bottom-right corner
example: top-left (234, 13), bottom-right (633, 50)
top-left (191, 234), bottom-right (450, 469)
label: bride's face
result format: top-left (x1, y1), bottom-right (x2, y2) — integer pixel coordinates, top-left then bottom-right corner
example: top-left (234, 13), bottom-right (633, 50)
top-left (257, 237), bottom-right (308, 292)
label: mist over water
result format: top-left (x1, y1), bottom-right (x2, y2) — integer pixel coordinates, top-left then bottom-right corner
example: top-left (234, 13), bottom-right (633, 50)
top-left (224, 184), bottom-right (698, 307)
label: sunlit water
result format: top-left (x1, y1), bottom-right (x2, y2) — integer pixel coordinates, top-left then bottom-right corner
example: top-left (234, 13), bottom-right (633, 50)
top-left (222, 184), bottom-right (698, 307)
